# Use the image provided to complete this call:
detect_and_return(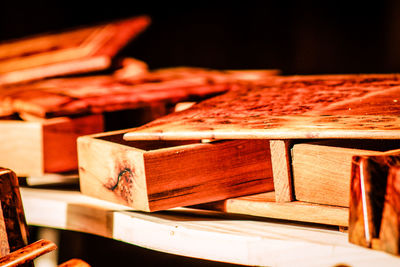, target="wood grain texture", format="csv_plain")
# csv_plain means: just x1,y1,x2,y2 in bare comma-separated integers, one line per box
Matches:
0,67,277,118
78,130,274,211
193,192,348,226
292,140,400,207
270,140,294,202
124,74,400,141
0,239,56,267
0,16,150,85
